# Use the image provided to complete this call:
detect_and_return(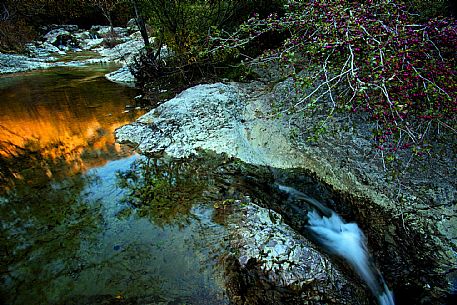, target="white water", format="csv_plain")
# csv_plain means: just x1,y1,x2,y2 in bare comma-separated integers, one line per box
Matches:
276,184,394,305
308,210,395,305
